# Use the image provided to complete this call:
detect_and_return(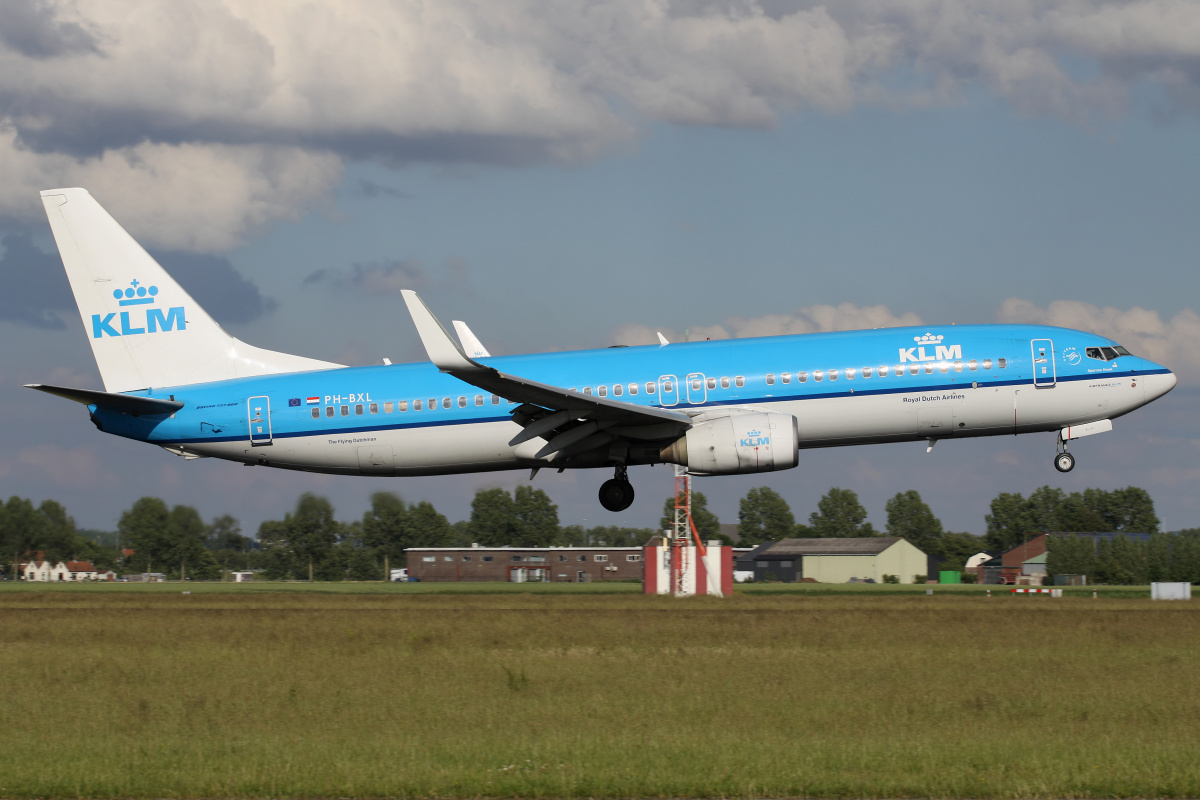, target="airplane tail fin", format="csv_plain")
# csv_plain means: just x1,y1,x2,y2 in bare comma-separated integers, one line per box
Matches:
40,189,342,393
